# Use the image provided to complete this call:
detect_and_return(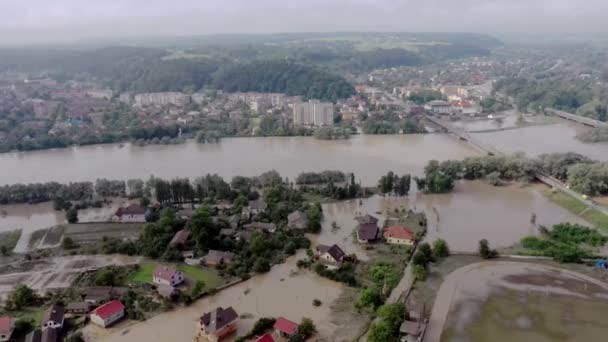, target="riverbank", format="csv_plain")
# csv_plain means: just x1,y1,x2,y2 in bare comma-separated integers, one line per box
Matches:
543,188,608,231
